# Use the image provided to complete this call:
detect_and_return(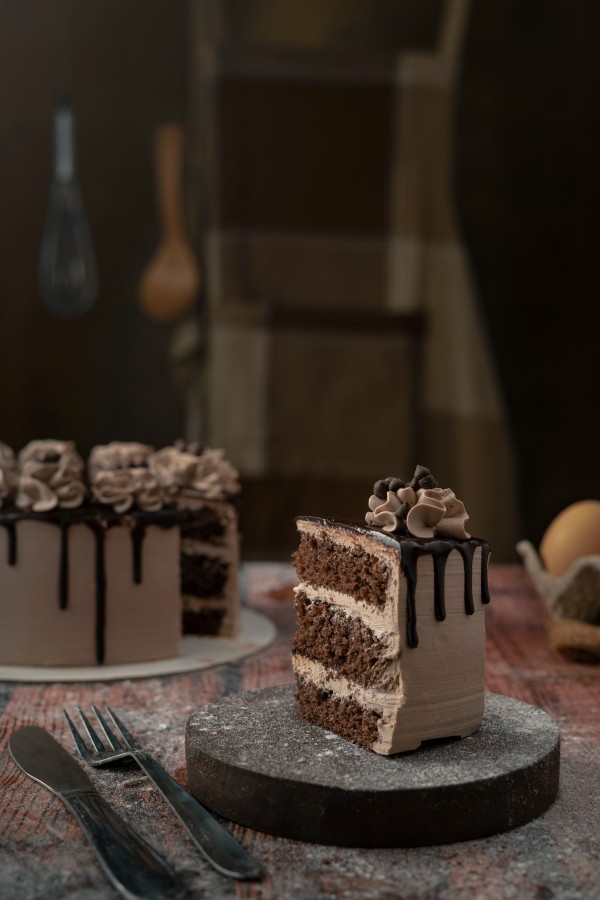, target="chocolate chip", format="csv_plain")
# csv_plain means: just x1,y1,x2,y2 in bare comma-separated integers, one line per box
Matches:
388,477,405,492
397,502,411,519
412,465,432,482
393,510,407,532
373,479,389,499
419,474,438,489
